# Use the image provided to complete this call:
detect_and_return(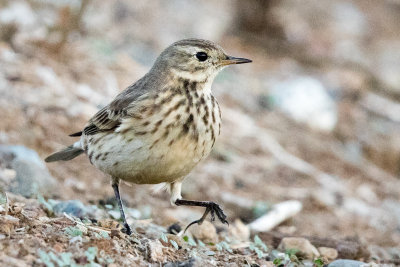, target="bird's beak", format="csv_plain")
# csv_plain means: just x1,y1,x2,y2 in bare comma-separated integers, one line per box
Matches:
221,55,252,66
